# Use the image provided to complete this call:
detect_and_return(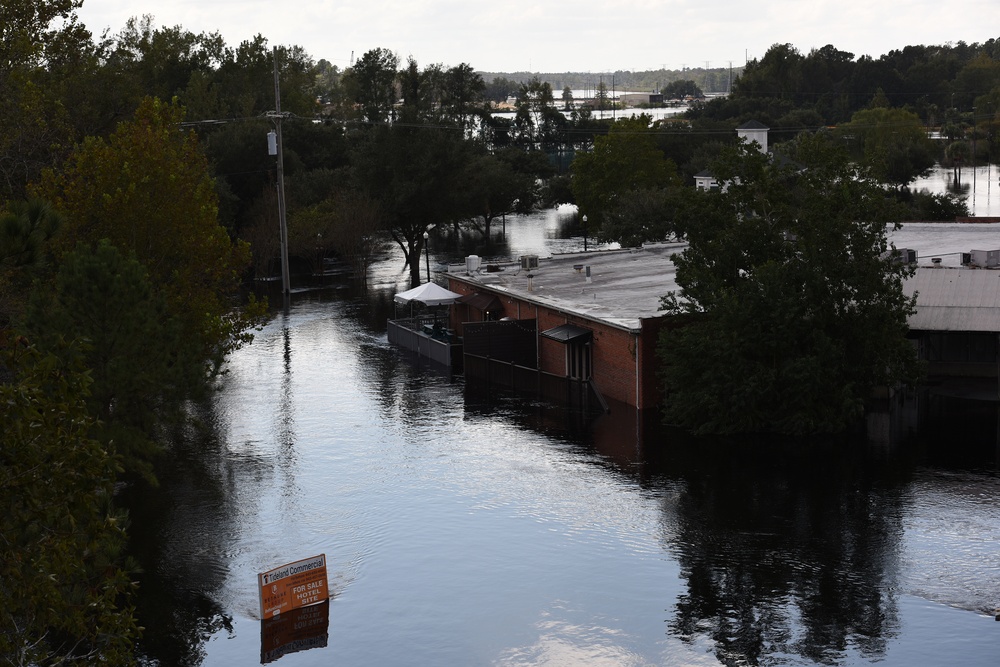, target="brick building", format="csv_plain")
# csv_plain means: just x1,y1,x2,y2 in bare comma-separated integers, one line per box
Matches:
446,245,683,410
